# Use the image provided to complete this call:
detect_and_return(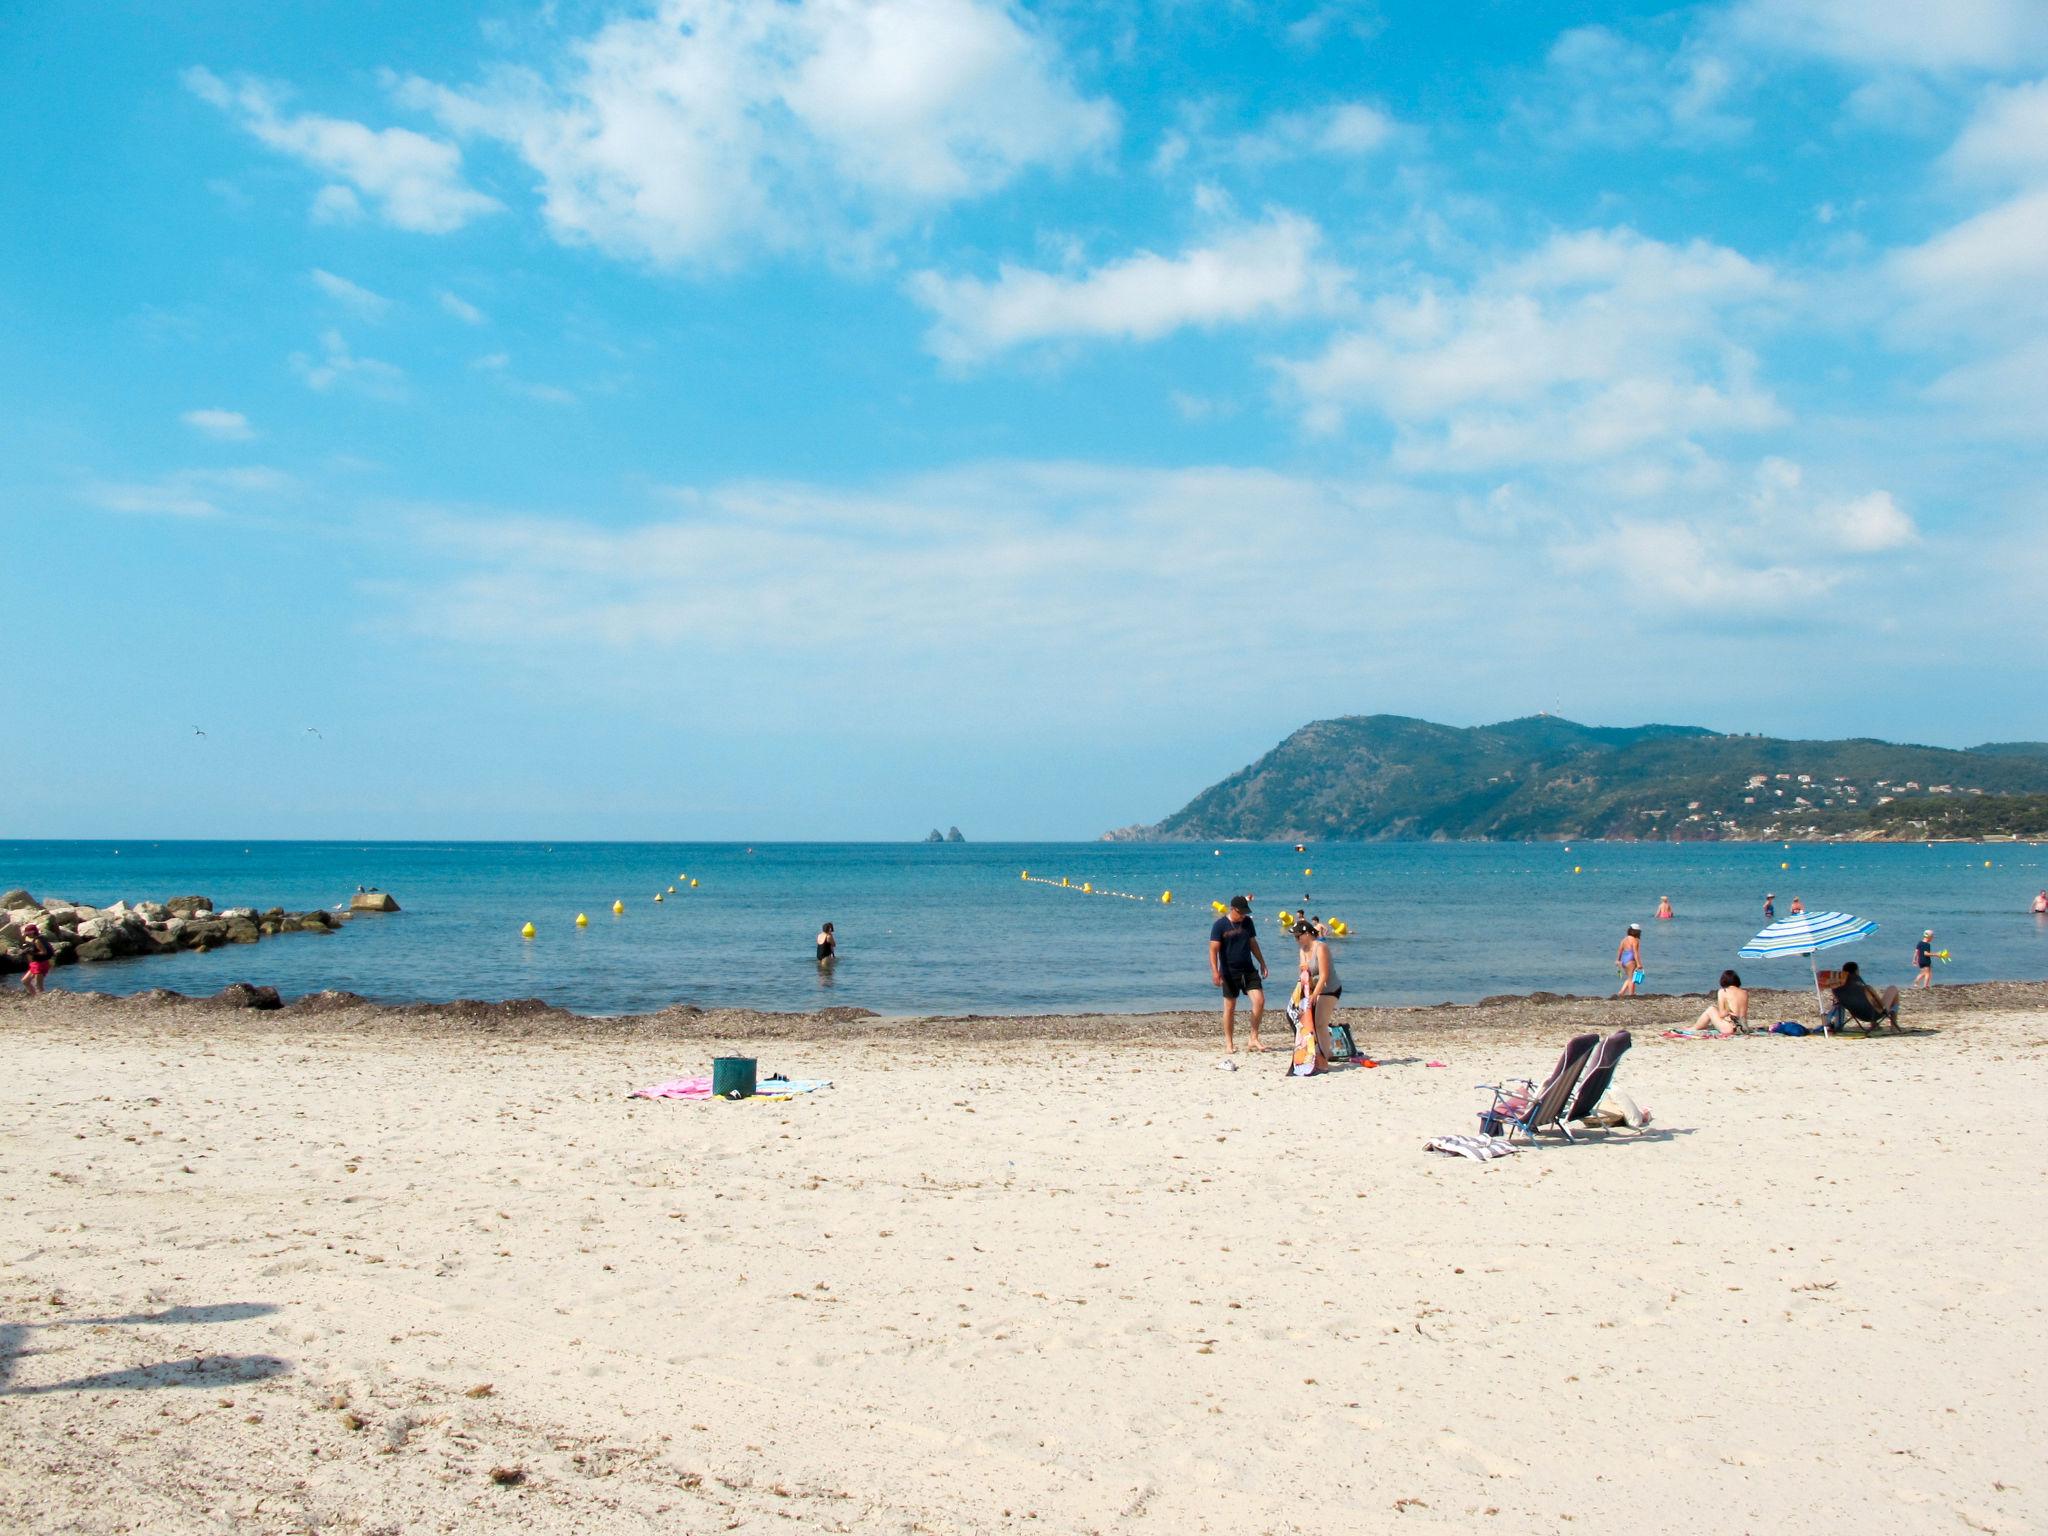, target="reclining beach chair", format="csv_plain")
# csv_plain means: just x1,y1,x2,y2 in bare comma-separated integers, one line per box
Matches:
1827,983,1900,1032
1476,1032,1598,1144
1565,1029,1632,1124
